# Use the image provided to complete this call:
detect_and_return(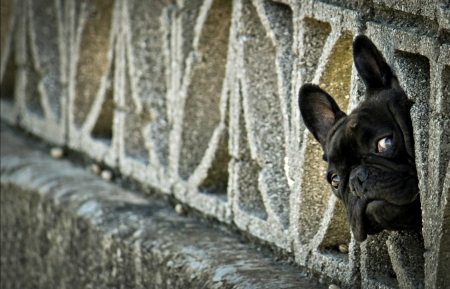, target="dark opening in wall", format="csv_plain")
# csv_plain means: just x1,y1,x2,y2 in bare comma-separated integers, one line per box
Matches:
179,0,232,180
198,89,231,201
298,32,353,245
0,0,14,56
0,51,16,103
74,0,113,128
318,32,353,106
91,77,114,142
318,200,351,258
300,18,332,83
198,129,230,201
